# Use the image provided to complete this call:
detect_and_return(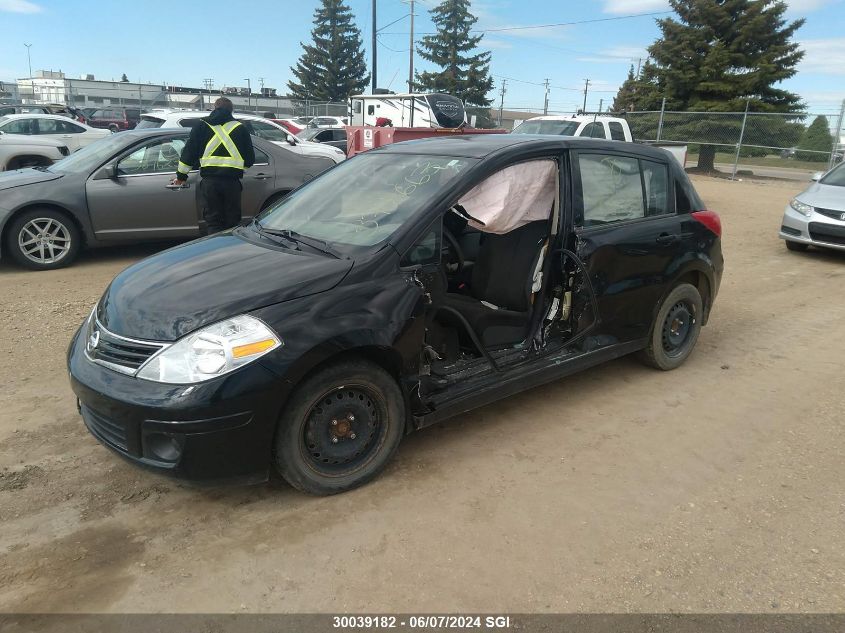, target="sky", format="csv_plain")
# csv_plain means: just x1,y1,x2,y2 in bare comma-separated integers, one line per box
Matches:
0,0,843,116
